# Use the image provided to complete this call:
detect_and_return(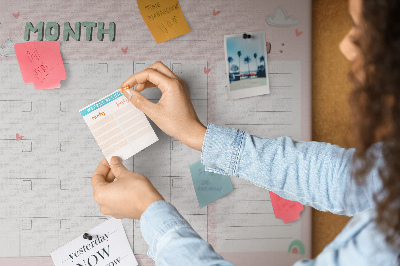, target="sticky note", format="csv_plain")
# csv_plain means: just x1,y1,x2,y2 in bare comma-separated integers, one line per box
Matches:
14,41,66,90
51,218,138,266
137,0,191,44
189,160,233,208
79,90,158,162
269,191,304,223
